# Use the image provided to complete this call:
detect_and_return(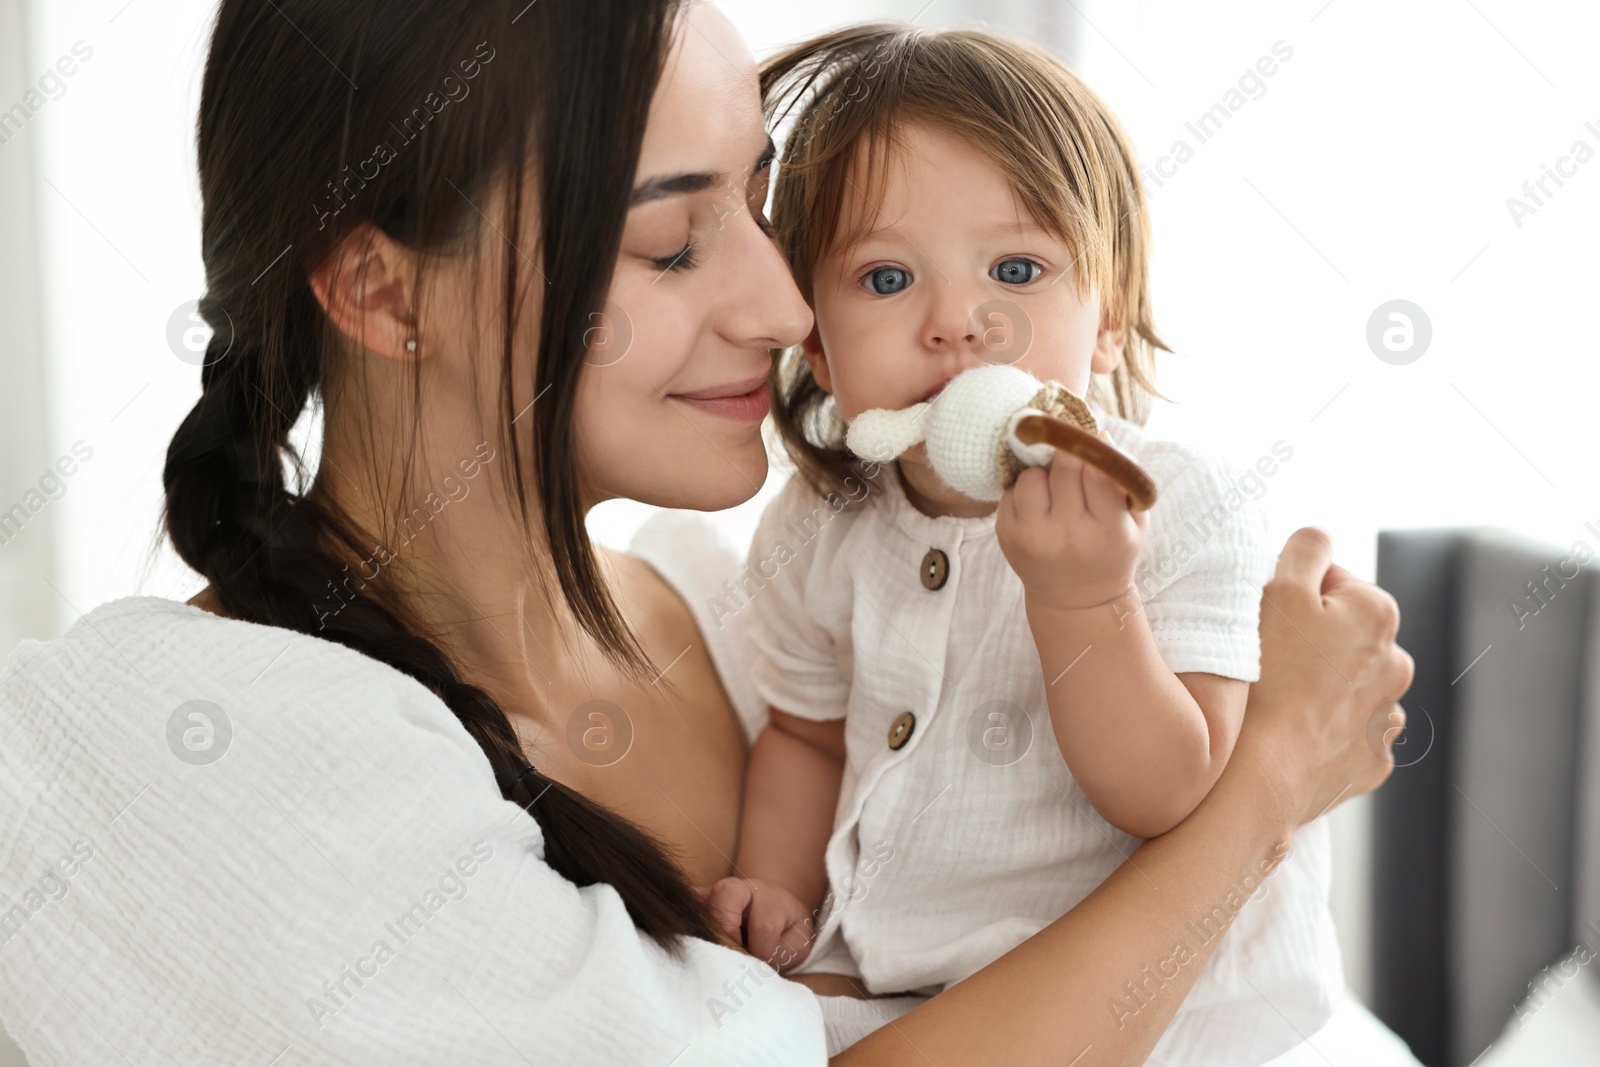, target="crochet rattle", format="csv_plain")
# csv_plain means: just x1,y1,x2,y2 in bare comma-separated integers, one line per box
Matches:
844,364,1159,510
